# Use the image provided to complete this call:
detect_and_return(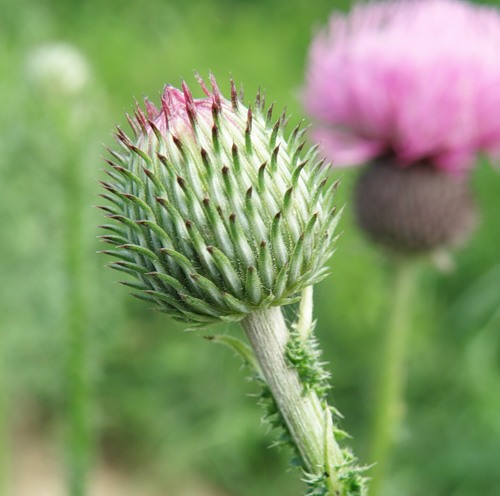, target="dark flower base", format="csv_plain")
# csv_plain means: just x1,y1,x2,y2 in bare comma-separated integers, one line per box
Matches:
354,159,477,254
